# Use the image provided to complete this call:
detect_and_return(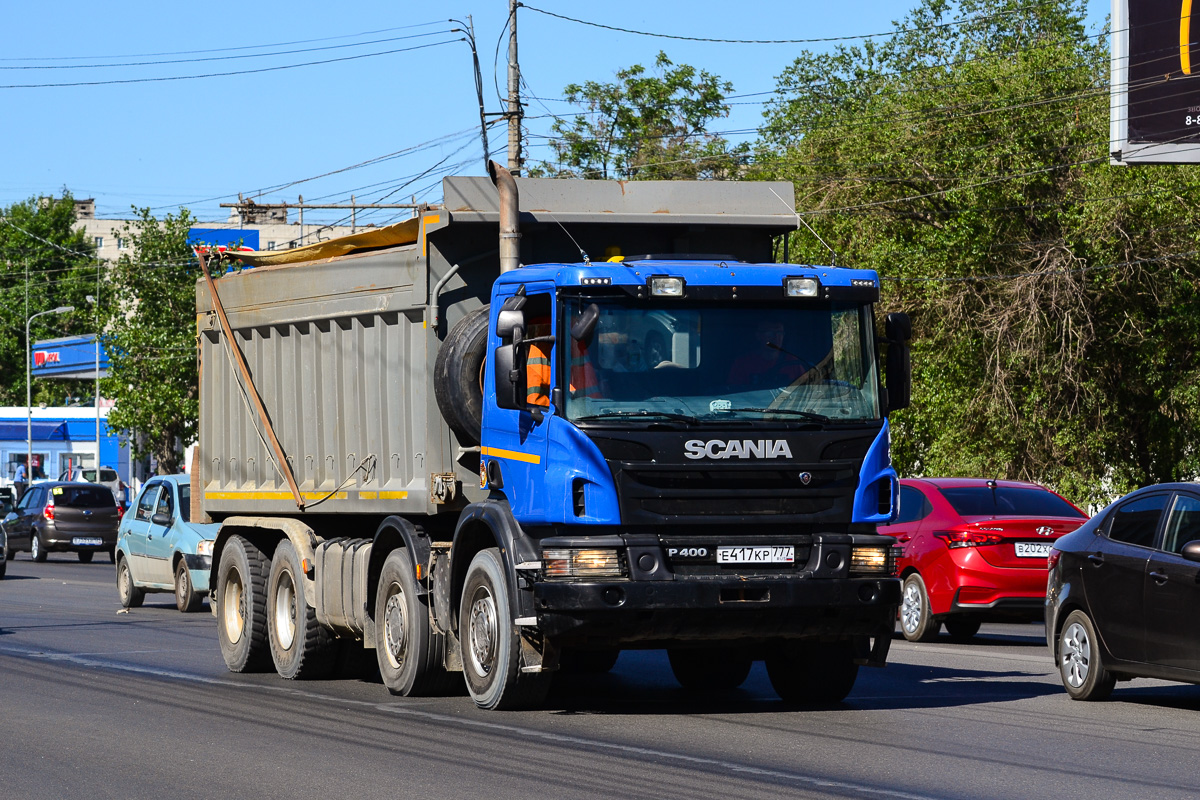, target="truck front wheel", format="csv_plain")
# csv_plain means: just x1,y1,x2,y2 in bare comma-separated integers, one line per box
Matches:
267,540,336,680
460,548,550,710
375,548,455,696
766,641,859,706
216,535,272,673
